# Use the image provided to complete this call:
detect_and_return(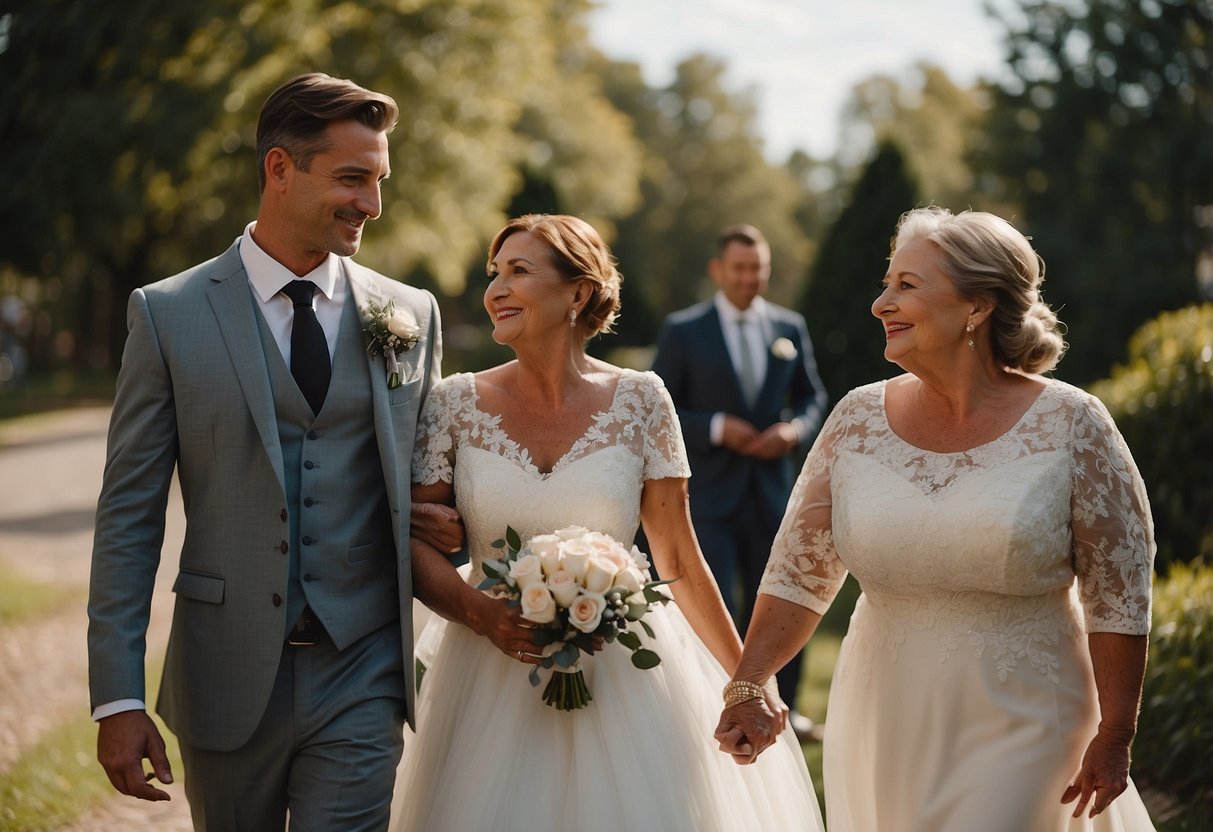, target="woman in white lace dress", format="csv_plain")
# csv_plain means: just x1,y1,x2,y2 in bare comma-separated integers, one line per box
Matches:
716,207,1157,831
391,214,823,831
